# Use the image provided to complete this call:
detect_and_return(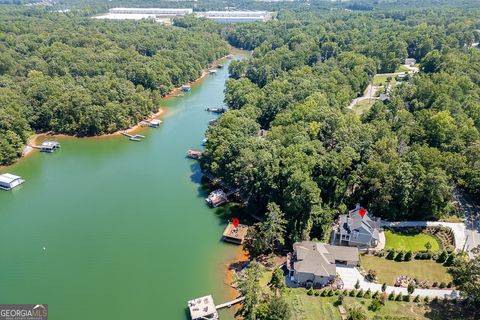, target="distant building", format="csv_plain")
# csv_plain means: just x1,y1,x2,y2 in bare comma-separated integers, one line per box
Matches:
40,141,60,153
378,93,390,104
287,241,359,287
198,11,270,23
333,204,381,248
0,173,25,191
187,295,218,320
108,8,193,16
404,58,416,67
